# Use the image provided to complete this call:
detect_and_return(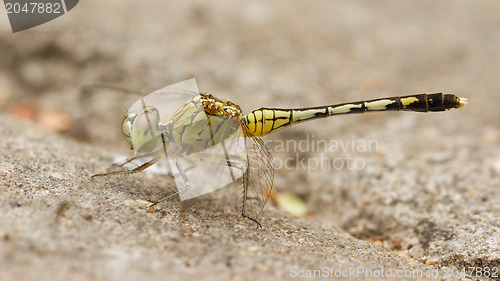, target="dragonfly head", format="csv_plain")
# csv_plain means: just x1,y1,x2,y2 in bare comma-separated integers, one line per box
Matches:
121,115,134,150
121,108,162,153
